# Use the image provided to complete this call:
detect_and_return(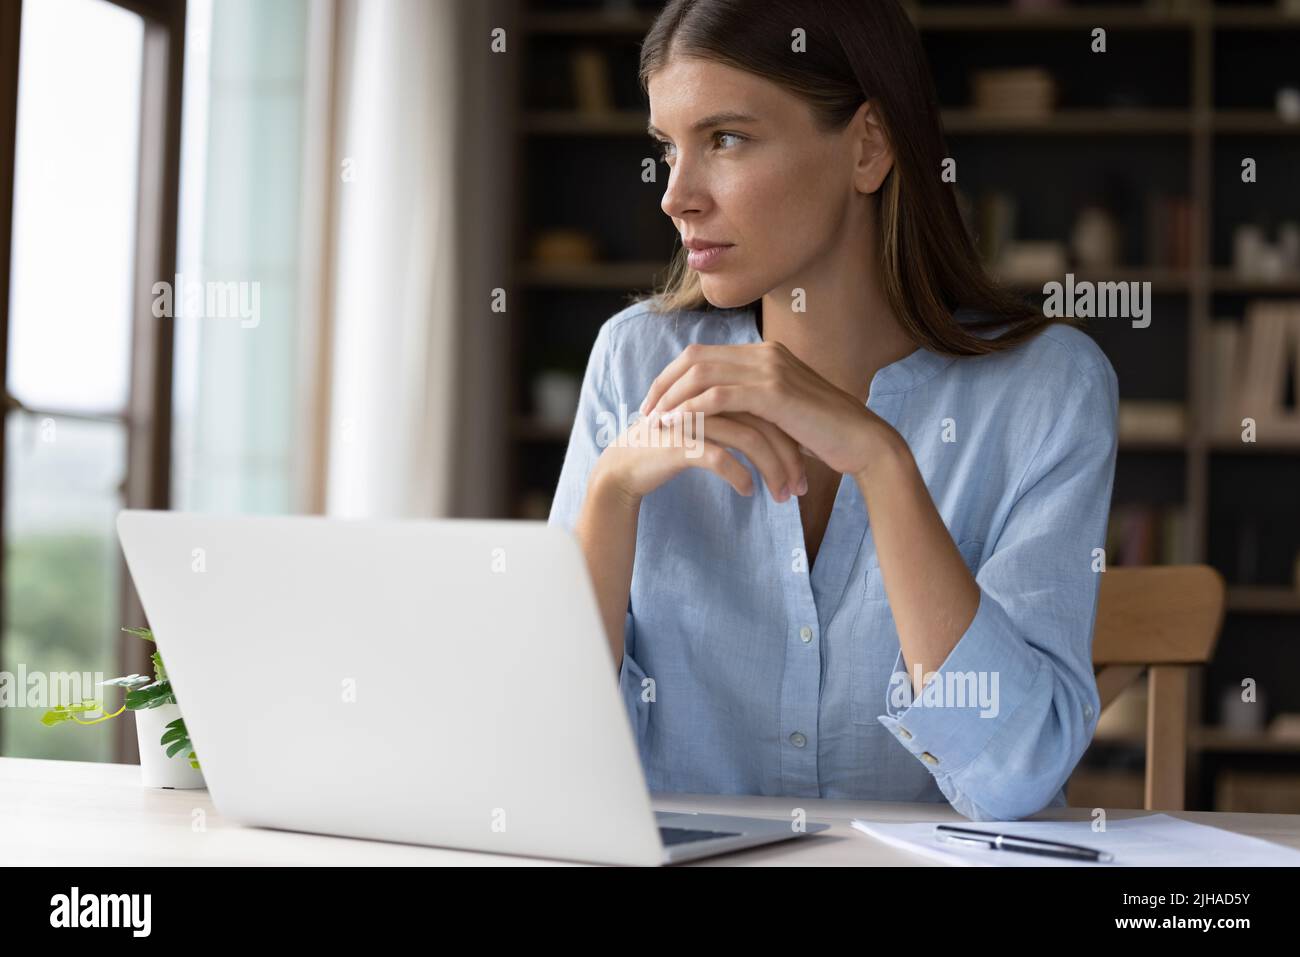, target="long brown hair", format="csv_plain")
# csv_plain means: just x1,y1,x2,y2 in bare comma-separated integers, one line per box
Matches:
636,0,1077,355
